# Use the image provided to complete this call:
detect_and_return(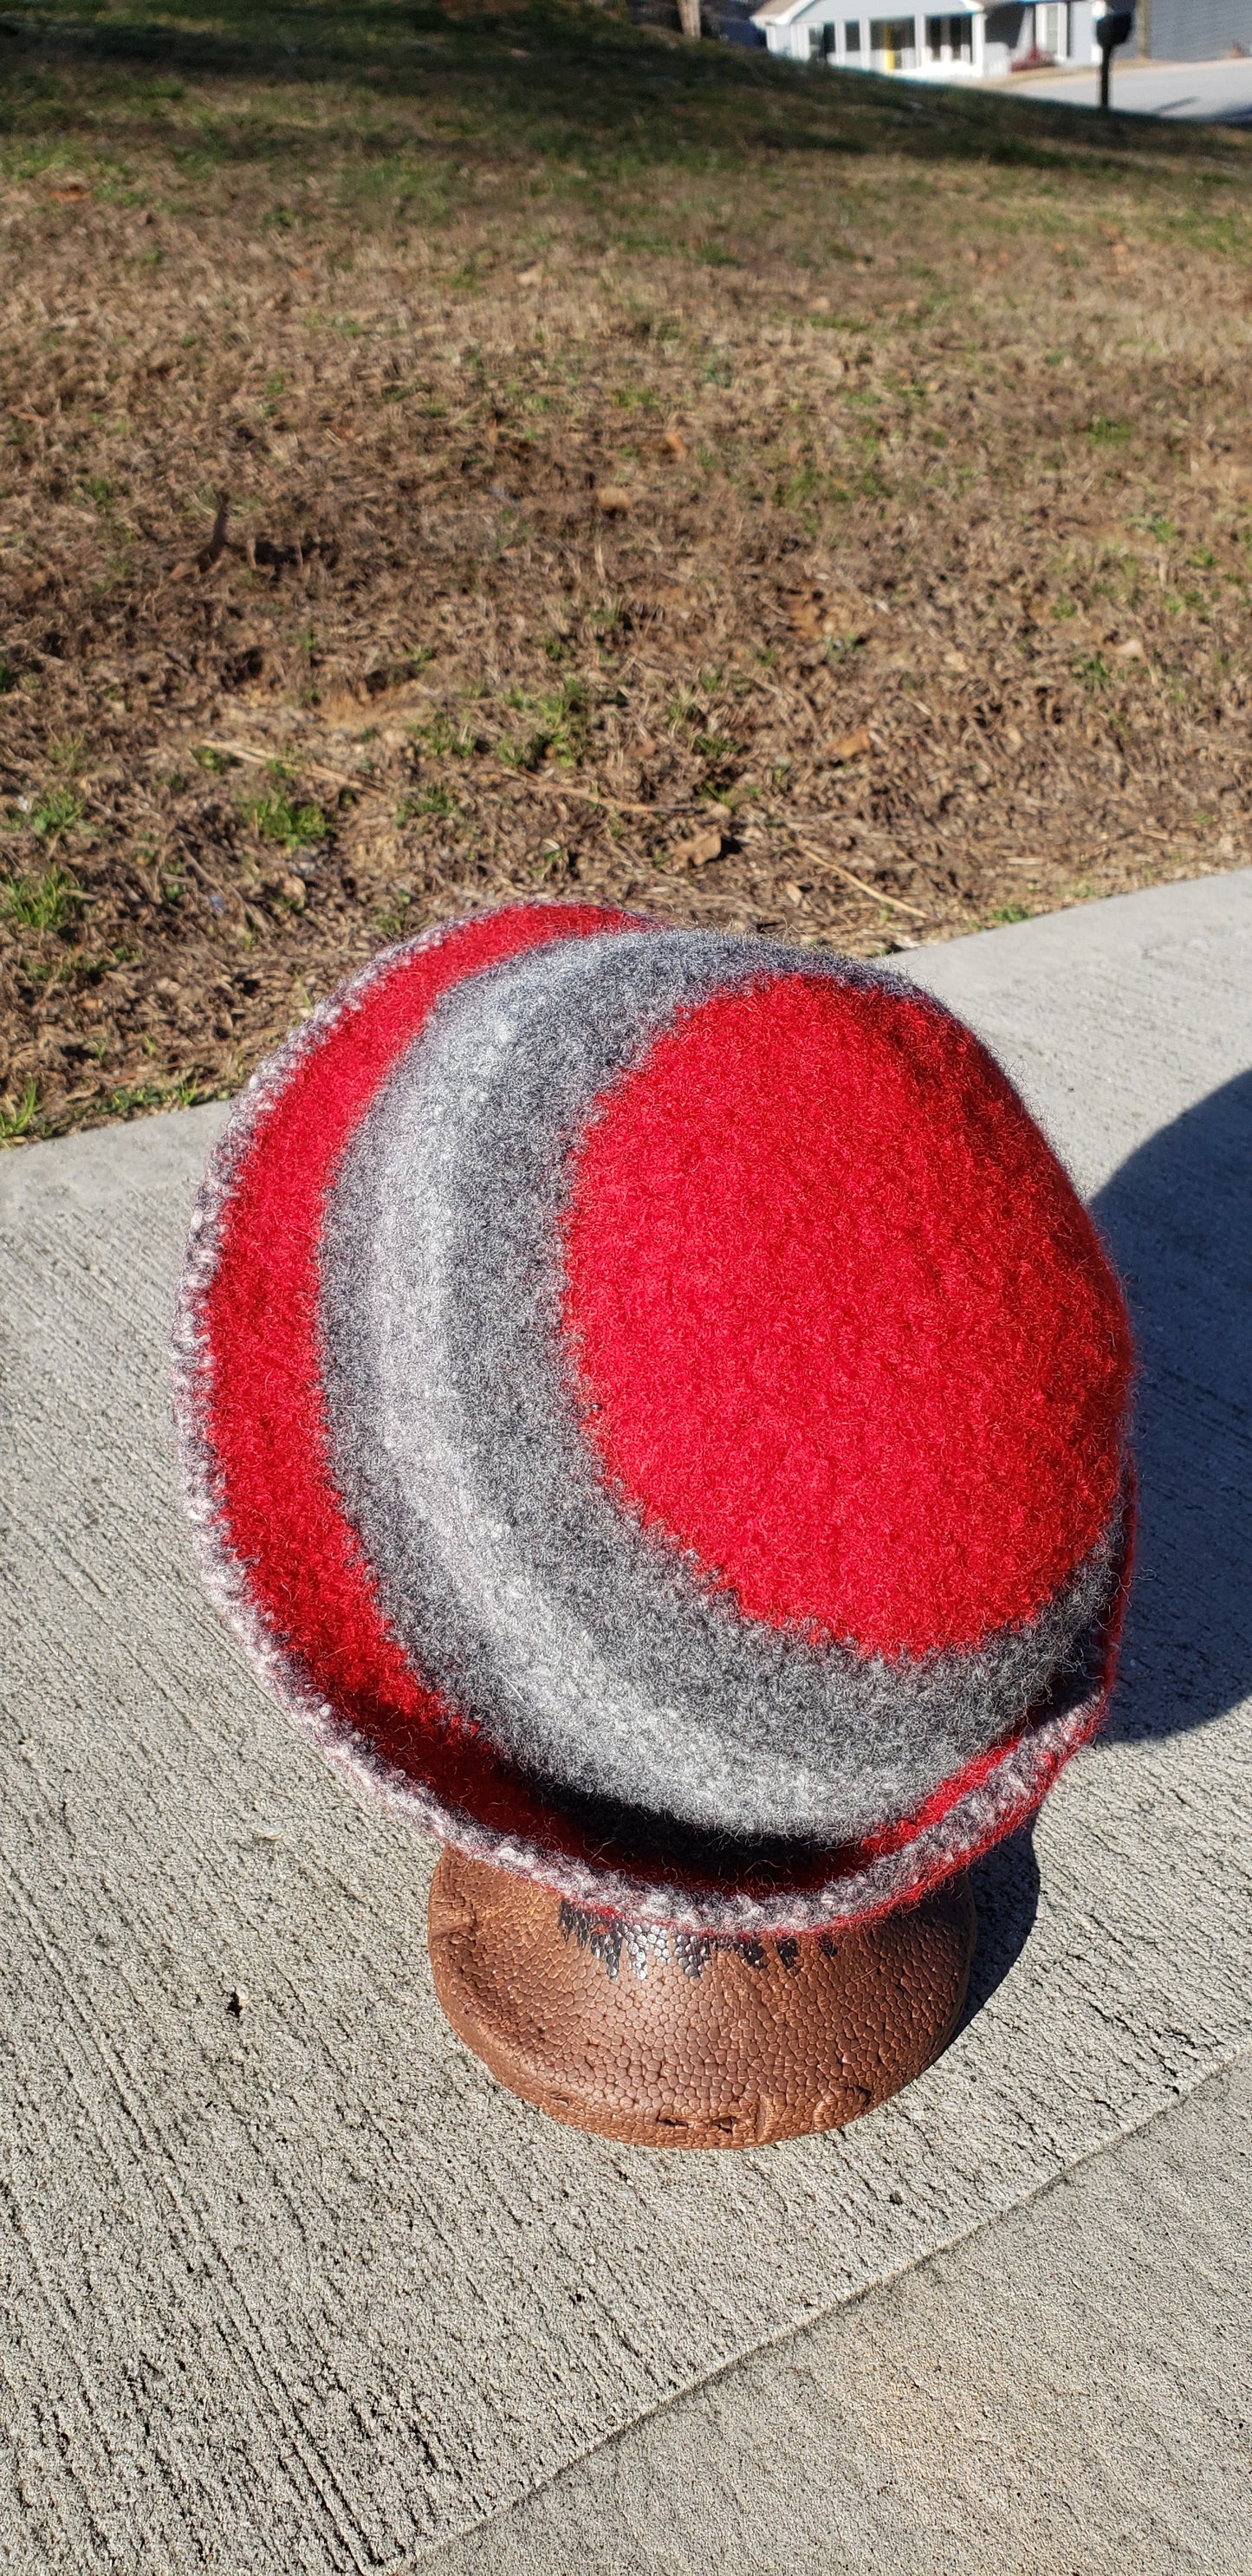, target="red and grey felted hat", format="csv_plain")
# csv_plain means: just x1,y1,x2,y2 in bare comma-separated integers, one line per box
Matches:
174,901,1134,1936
